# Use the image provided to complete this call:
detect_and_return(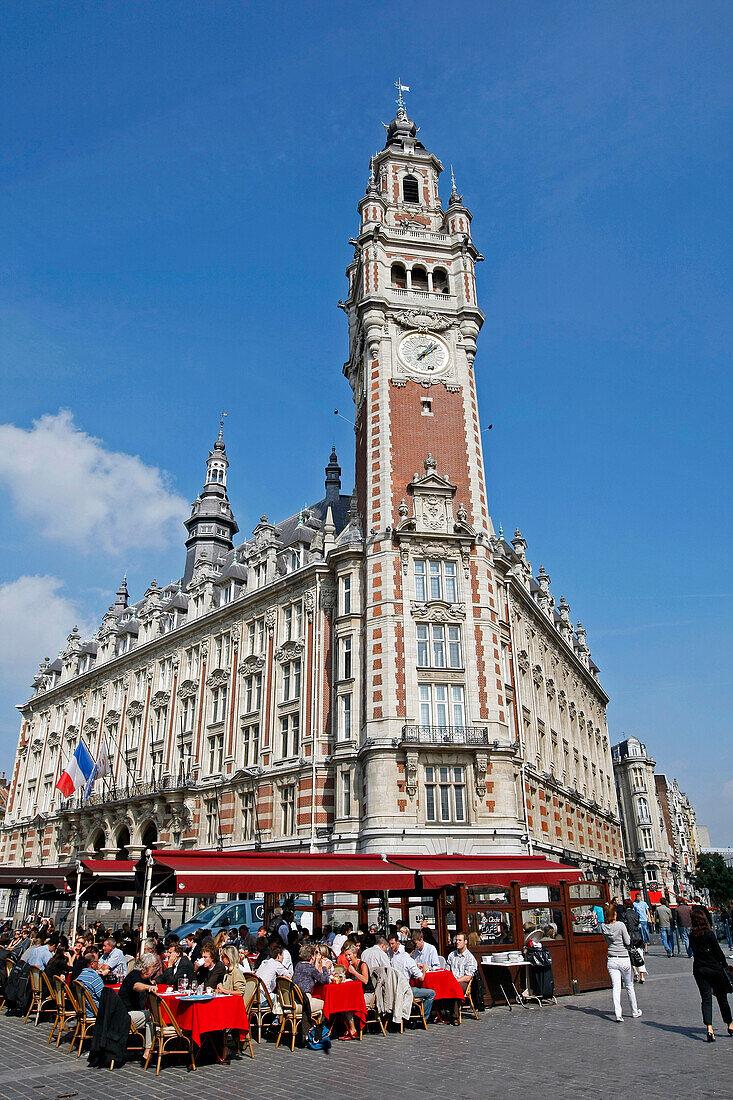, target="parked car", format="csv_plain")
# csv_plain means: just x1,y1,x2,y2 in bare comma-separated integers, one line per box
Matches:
170,896,311,941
